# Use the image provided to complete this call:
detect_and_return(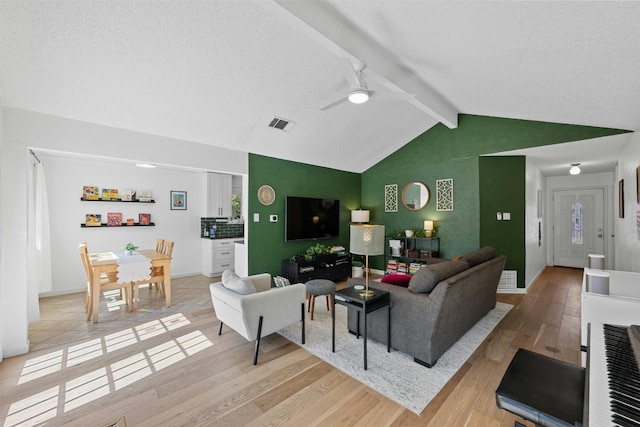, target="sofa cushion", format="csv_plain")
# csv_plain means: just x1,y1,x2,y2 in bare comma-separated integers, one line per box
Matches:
408,260,469,294
222,270,256,295
459,246,496,268
381,273,412,287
